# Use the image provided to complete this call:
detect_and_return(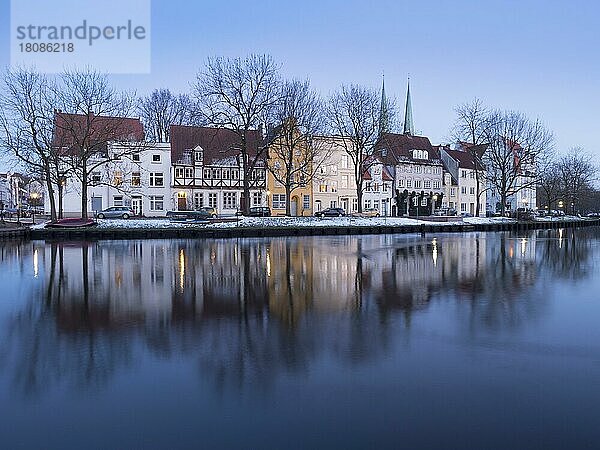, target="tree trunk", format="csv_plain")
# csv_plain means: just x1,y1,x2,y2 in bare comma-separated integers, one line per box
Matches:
57,183,64,219
44,167,57,222
81,159,88,219
285,184,292,216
